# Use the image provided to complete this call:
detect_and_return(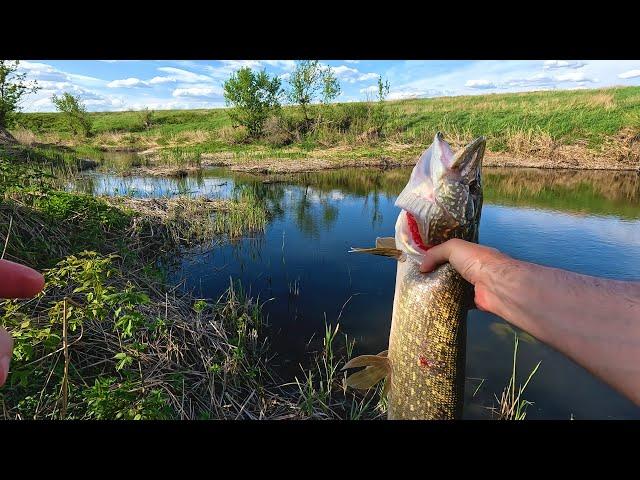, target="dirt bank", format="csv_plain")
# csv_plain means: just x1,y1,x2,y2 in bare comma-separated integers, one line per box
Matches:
197,152,639,174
